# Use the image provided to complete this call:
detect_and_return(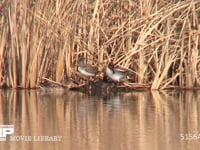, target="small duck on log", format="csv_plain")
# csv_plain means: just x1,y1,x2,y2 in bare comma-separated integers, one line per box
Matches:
77,57,99,77
105,61,128,83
